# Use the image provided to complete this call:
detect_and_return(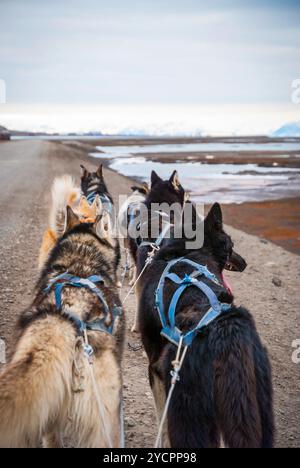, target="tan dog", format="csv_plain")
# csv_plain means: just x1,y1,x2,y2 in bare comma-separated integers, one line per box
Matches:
38,175,102,270
0,203,125,448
